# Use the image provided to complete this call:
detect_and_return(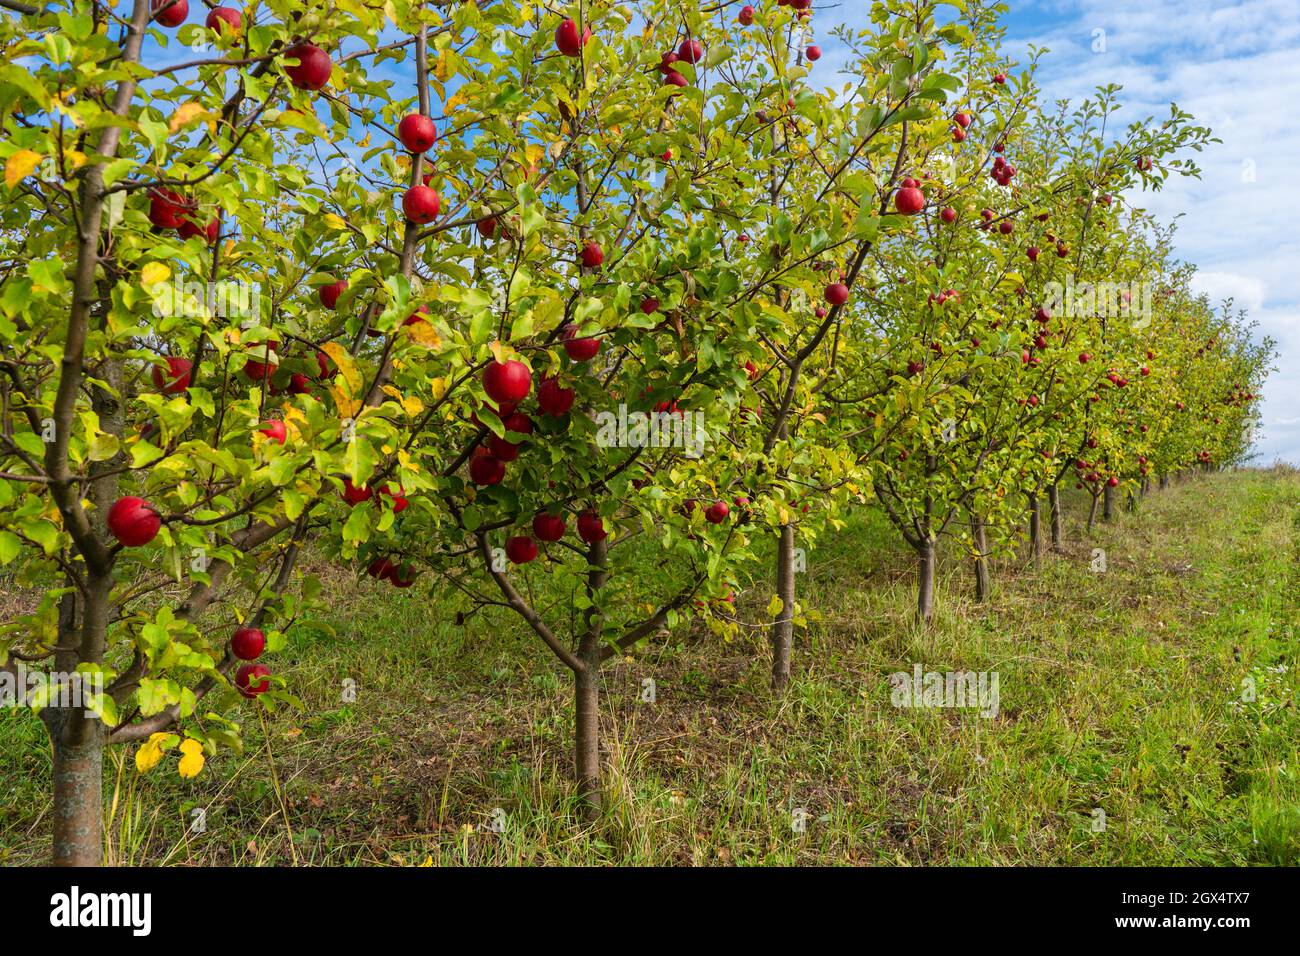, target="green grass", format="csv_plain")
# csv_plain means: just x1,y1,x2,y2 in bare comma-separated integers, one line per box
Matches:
2,468,1298,865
